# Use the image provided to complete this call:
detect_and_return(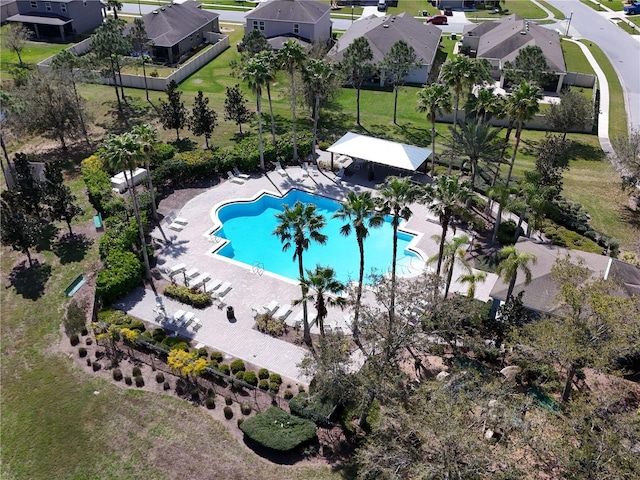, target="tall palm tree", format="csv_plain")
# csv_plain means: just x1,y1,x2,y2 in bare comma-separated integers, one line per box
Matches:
428,234,471,299
295,265,347,336
99,132,151,280
495,246,537,300
241,57,270,171
273,202,327,346
458,270,487,298
376,177,419,327
488,184,517,245
333,191,384,342
416,83,452,176
131,123,158,223
422,174,474,276
278,40,306,162
465,86,503,123
504,81,542,186
254,50,278,146
302,58,336,162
